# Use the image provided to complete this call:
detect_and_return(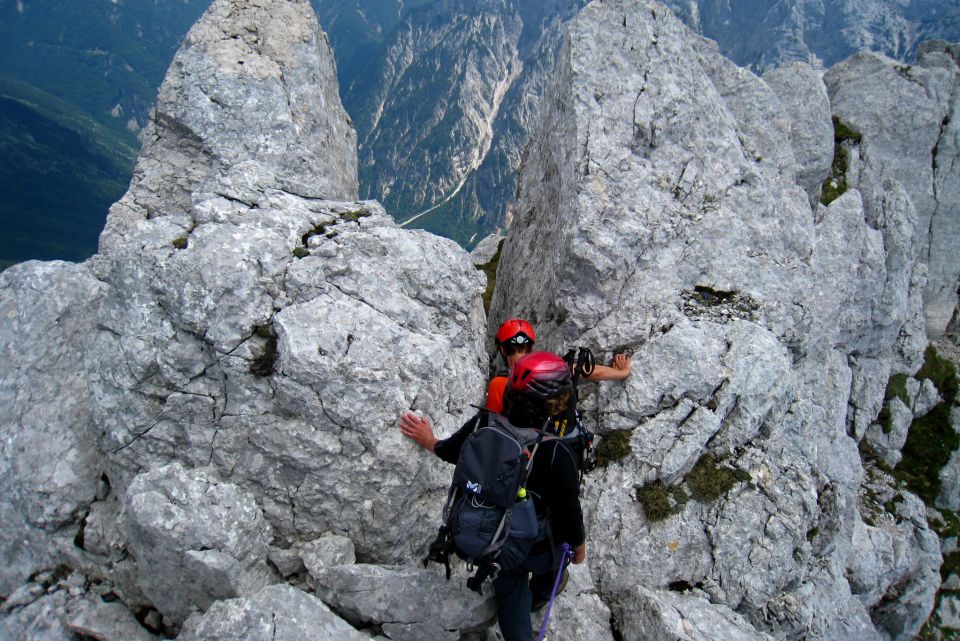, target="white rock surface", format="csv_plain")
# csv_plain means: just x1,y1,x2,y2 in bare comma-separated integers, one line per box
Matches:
121,463,275,626
311,564,496,641
0,261,106,594
176,584,373,641
490,1,946,639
